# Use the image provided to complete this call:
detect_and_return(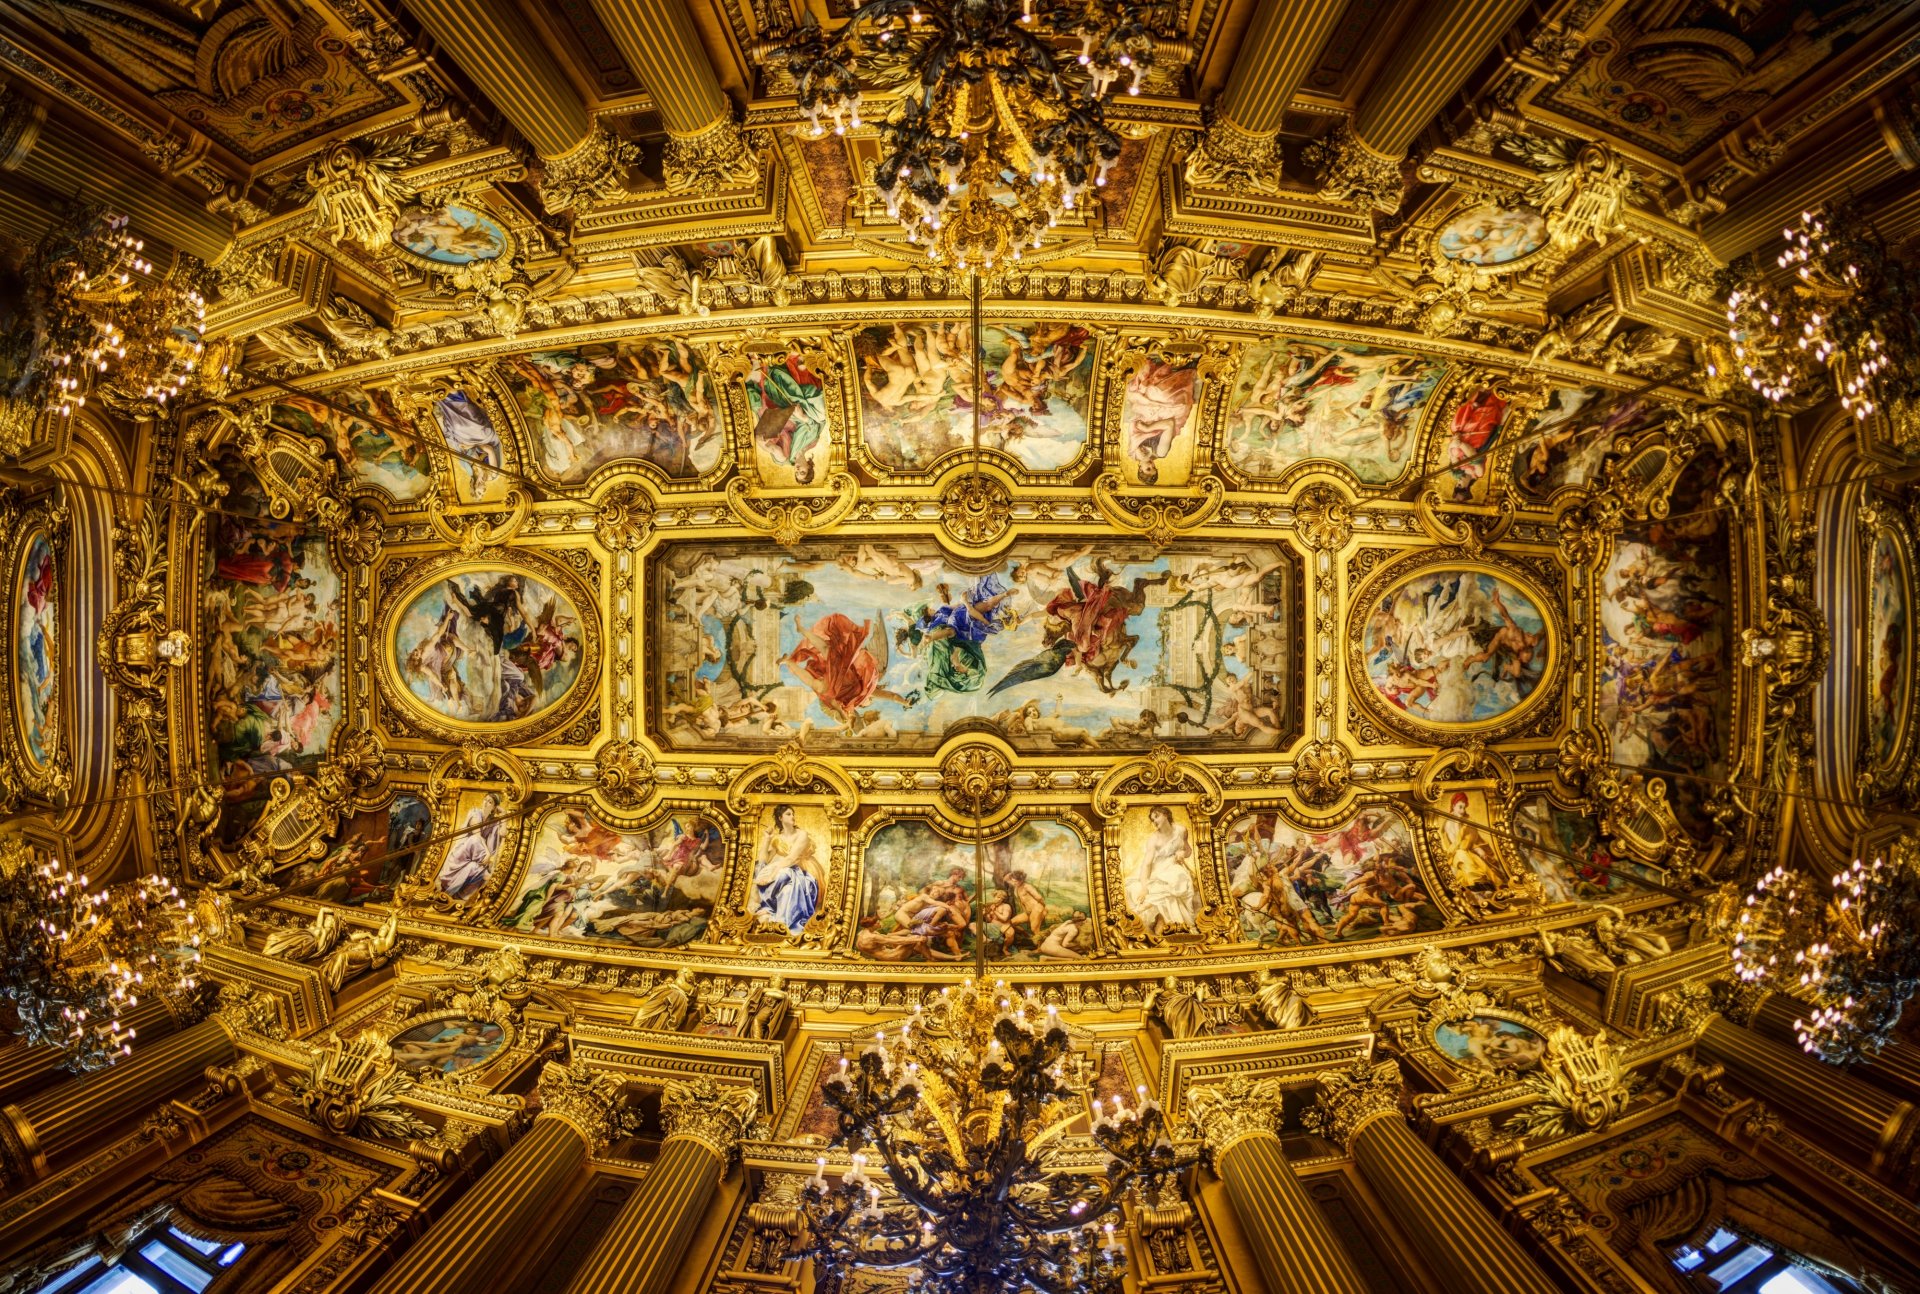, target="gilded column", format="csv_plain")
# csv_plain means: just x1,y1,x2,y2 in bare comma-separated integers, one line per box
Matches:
1305,1061,1558,1294
402,0,636,211
1184,0,1347,194
0,997,187,1105
0,1016,236,1186
0,83,232,264
1738,991,1920,1103
588,0,759,195
565,1077,758,1294
369,1063,627,1294
1310,0,1531,211
1699,1015,1920,1176
1186,1077,1368,1294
